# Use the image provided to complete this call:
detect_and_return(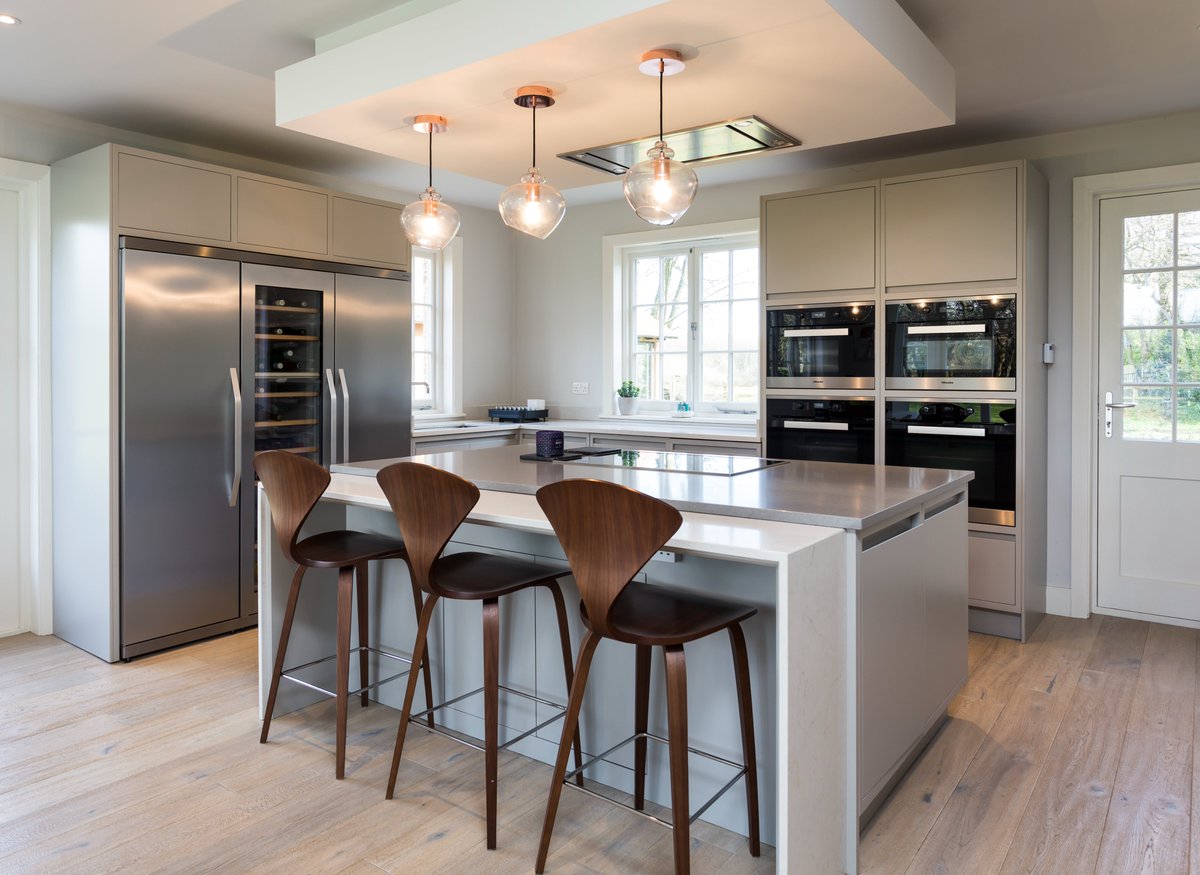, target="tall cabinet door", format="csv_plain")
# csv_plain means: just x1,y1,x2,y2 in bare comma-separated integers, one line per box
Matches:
121,249,242,651
333,273,411,462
